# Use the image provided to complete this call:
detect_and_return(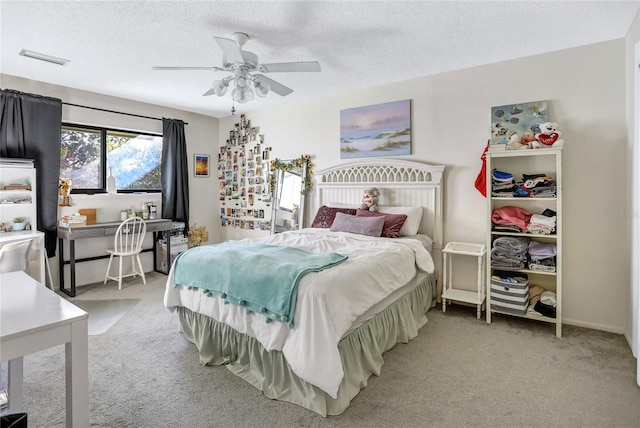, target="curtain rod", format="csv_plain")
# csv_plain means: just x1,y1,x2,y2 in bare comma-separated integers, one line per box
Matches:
62,102,189,125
